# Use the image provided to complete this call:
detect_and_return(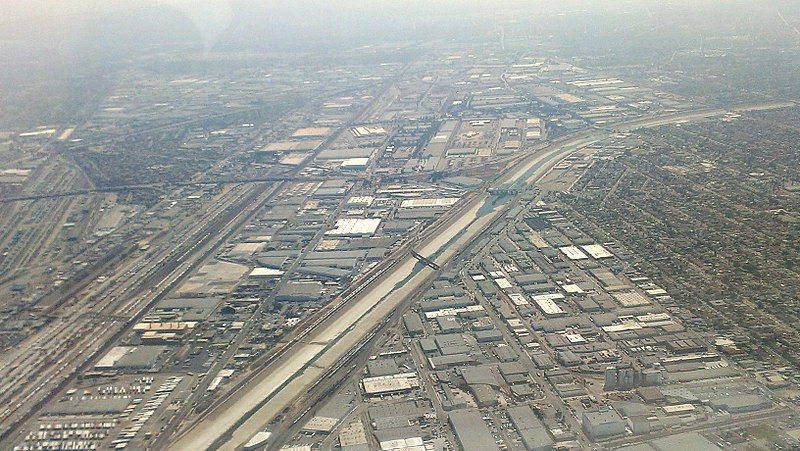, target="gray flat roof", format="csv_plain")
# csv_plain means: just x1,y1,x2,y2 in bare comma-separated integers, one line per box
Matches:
650,432,720,451
449,409,500,451
507,405,554,451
